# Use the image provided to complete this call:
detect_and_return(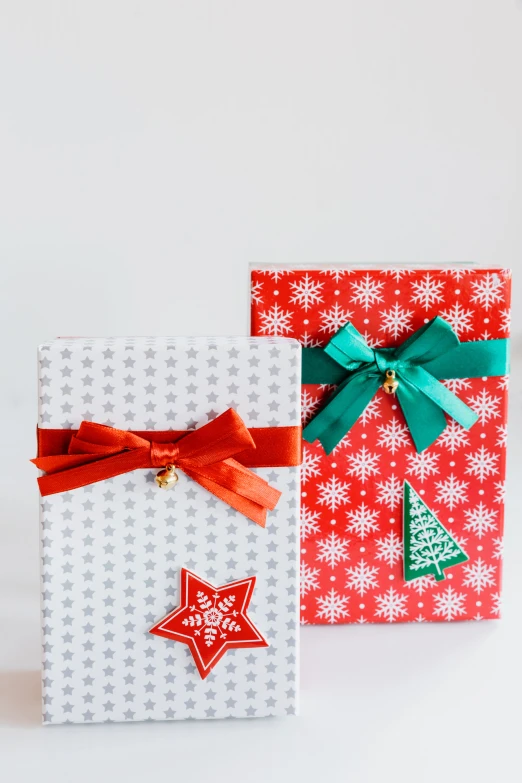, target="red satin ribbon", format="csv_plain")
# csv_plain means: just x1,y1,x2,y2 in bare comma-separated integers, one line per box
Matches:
32,409,301,527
